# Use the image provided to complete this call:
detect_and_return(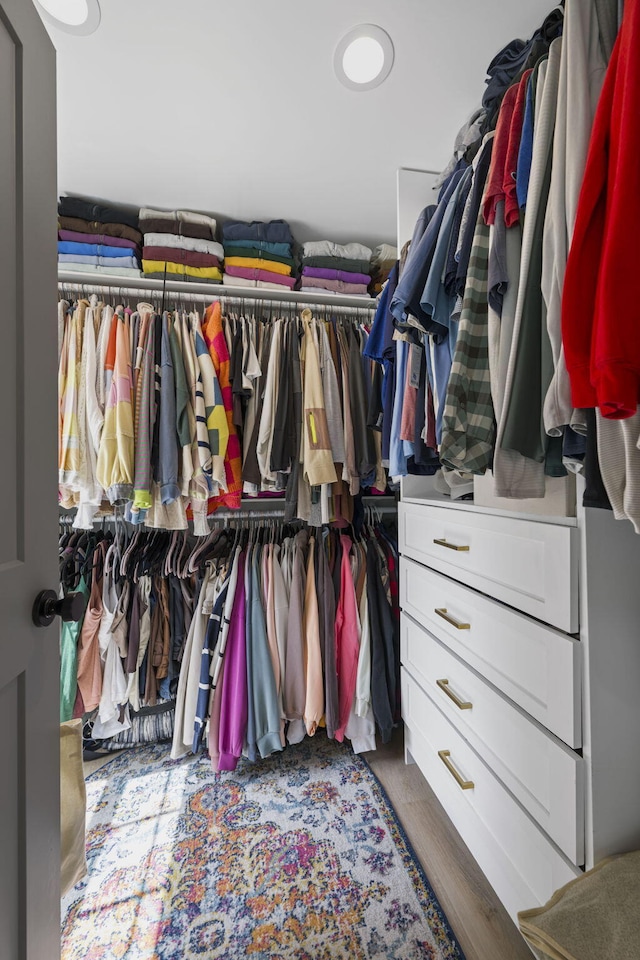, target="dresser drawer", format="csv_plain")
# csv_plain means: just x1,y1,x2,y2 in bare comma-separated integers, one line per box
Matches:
402,669,581,922
399,502,578,632
400,557,582,748
401,614,584,864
